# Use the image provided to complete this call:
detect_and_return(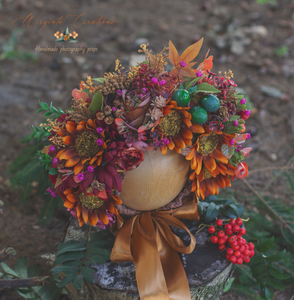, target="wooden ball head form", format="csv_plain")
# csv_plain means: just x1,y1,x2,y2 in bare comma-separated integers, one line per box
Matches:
120,149,190,211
